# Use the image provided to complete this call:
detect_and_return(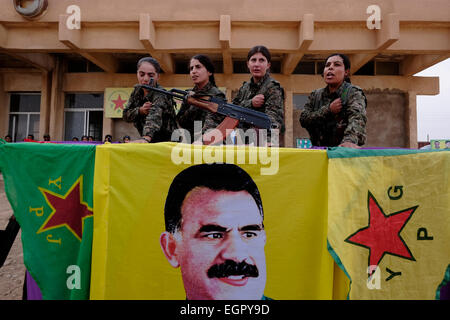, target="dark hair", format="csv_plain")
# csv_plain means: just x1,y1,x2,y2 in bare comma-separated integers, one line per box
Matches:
164,163,264,233
247,45,271,63
190,54,217,87
323,53,351,83
27,134,34,140
137,57,161,74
